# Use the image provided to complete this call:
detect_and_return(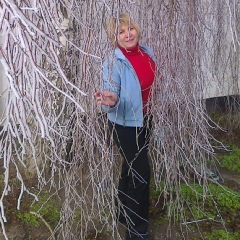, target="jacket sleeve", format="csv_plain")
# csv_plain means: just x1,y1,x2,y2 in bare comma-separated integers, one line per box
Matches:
101,58,121,113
